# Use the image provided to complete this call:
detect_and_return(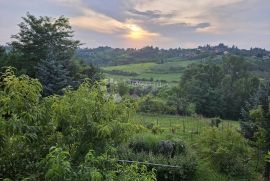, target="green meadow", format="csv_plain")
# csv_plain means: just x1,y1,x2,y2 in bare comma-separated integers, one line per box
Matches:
102,59,201,83
132,113,239,143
